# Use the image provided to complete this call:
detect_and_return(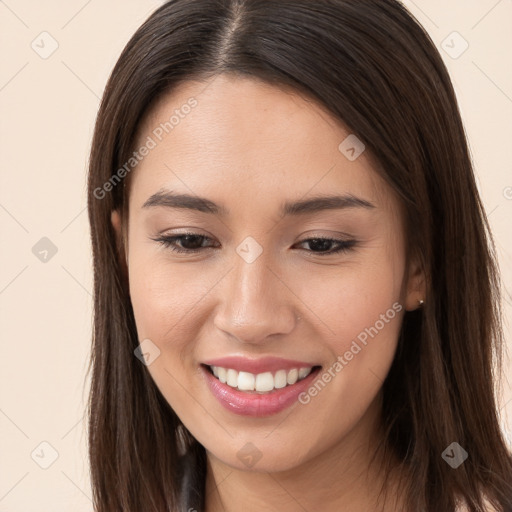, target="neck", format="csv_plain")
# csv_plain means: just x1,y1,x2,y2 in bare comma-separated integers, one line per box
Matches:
204,395,407,512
